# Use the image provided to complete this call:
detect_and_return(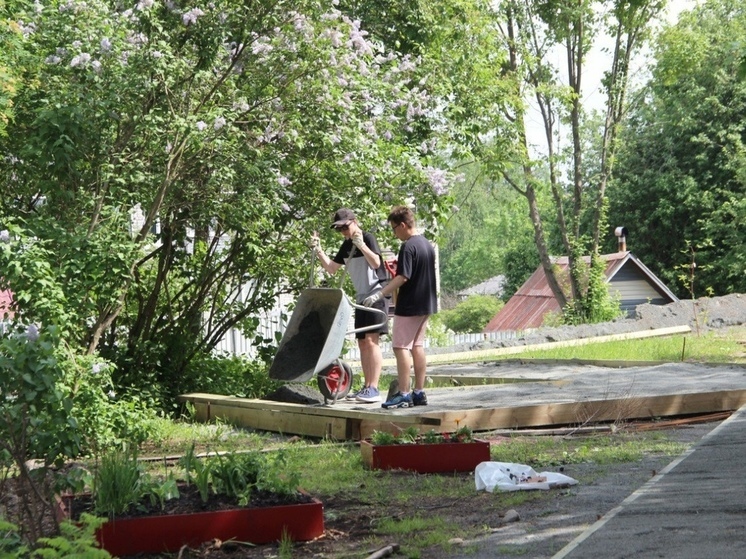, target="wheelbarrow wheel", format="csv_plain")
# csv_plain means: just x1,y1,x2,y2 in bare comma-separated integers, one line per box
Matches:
317,361,354,401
